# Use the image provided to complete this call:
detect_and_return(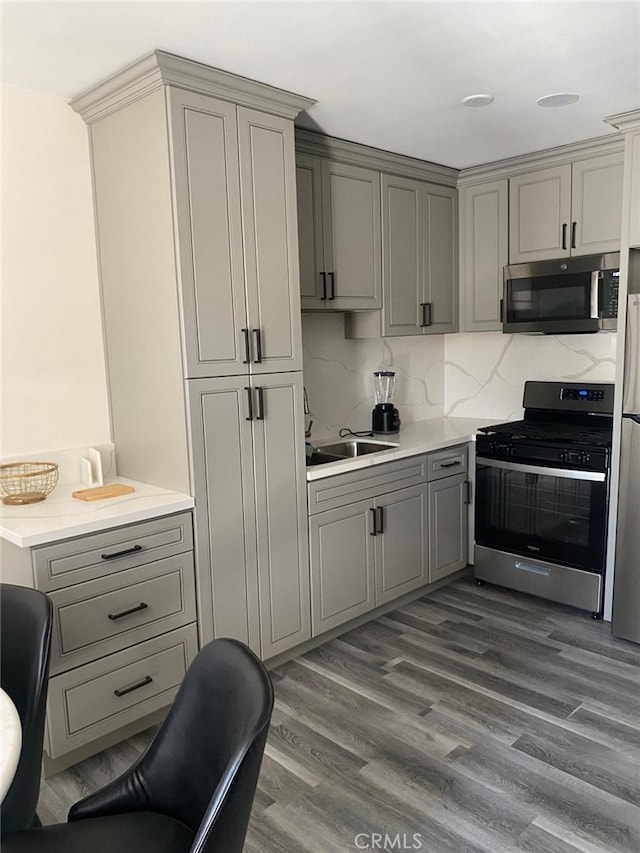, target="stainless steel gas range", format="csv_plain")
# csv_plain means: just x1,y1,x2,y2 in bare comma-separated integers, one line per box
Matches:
474,380,614,618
